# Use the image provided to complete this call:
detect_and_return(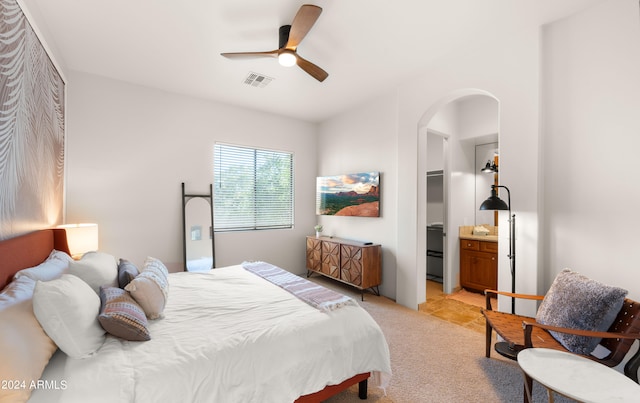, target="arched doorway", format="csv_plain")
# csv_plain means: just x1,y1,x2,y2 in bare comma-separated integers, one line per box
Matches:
415,90,499,305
